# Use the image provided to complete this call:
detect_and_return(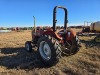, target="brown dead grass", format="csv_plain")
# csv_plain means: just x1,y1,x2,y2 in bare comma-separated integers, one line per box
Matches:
0,29,100,75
